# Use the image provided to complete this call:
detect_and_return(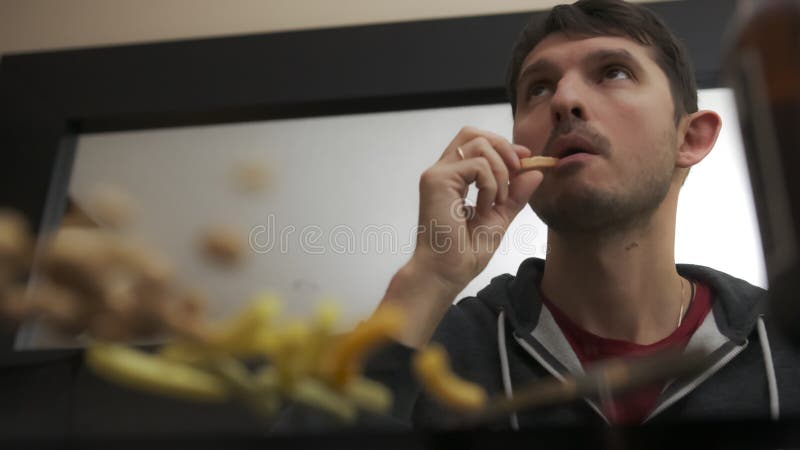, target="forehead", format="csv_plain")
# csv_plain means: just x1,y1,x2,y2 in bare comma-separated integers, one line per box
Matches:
519,33,659,75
